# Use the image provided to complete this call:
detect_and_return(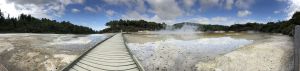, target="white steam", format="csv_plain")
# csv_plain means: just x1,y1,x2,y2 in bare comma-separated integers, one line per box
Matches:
149,23,201,34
